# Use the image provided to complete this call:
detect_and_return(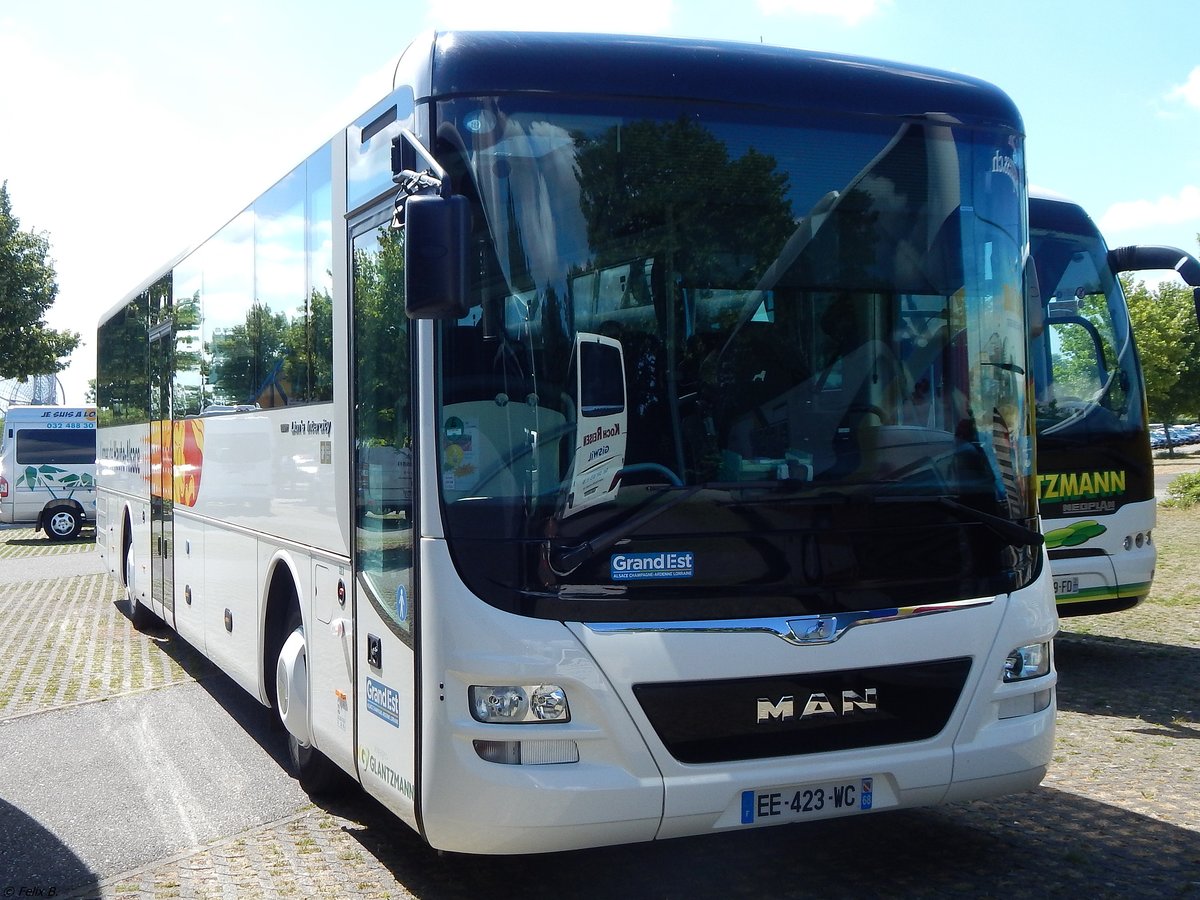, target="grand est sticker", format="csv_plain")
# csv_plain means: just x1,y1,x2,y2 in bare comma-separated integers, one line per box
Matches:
610,551,695,581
